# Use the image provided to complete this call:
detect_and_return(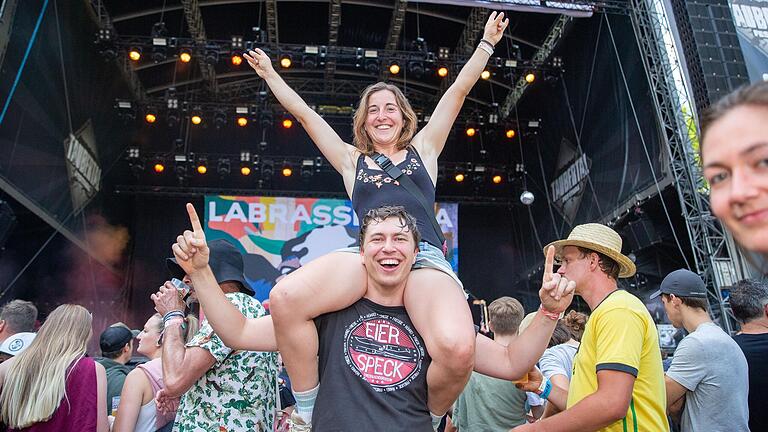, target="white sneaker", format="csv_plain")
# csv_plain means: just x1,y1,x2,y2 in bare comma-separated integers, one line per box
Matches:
286,411,312,432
